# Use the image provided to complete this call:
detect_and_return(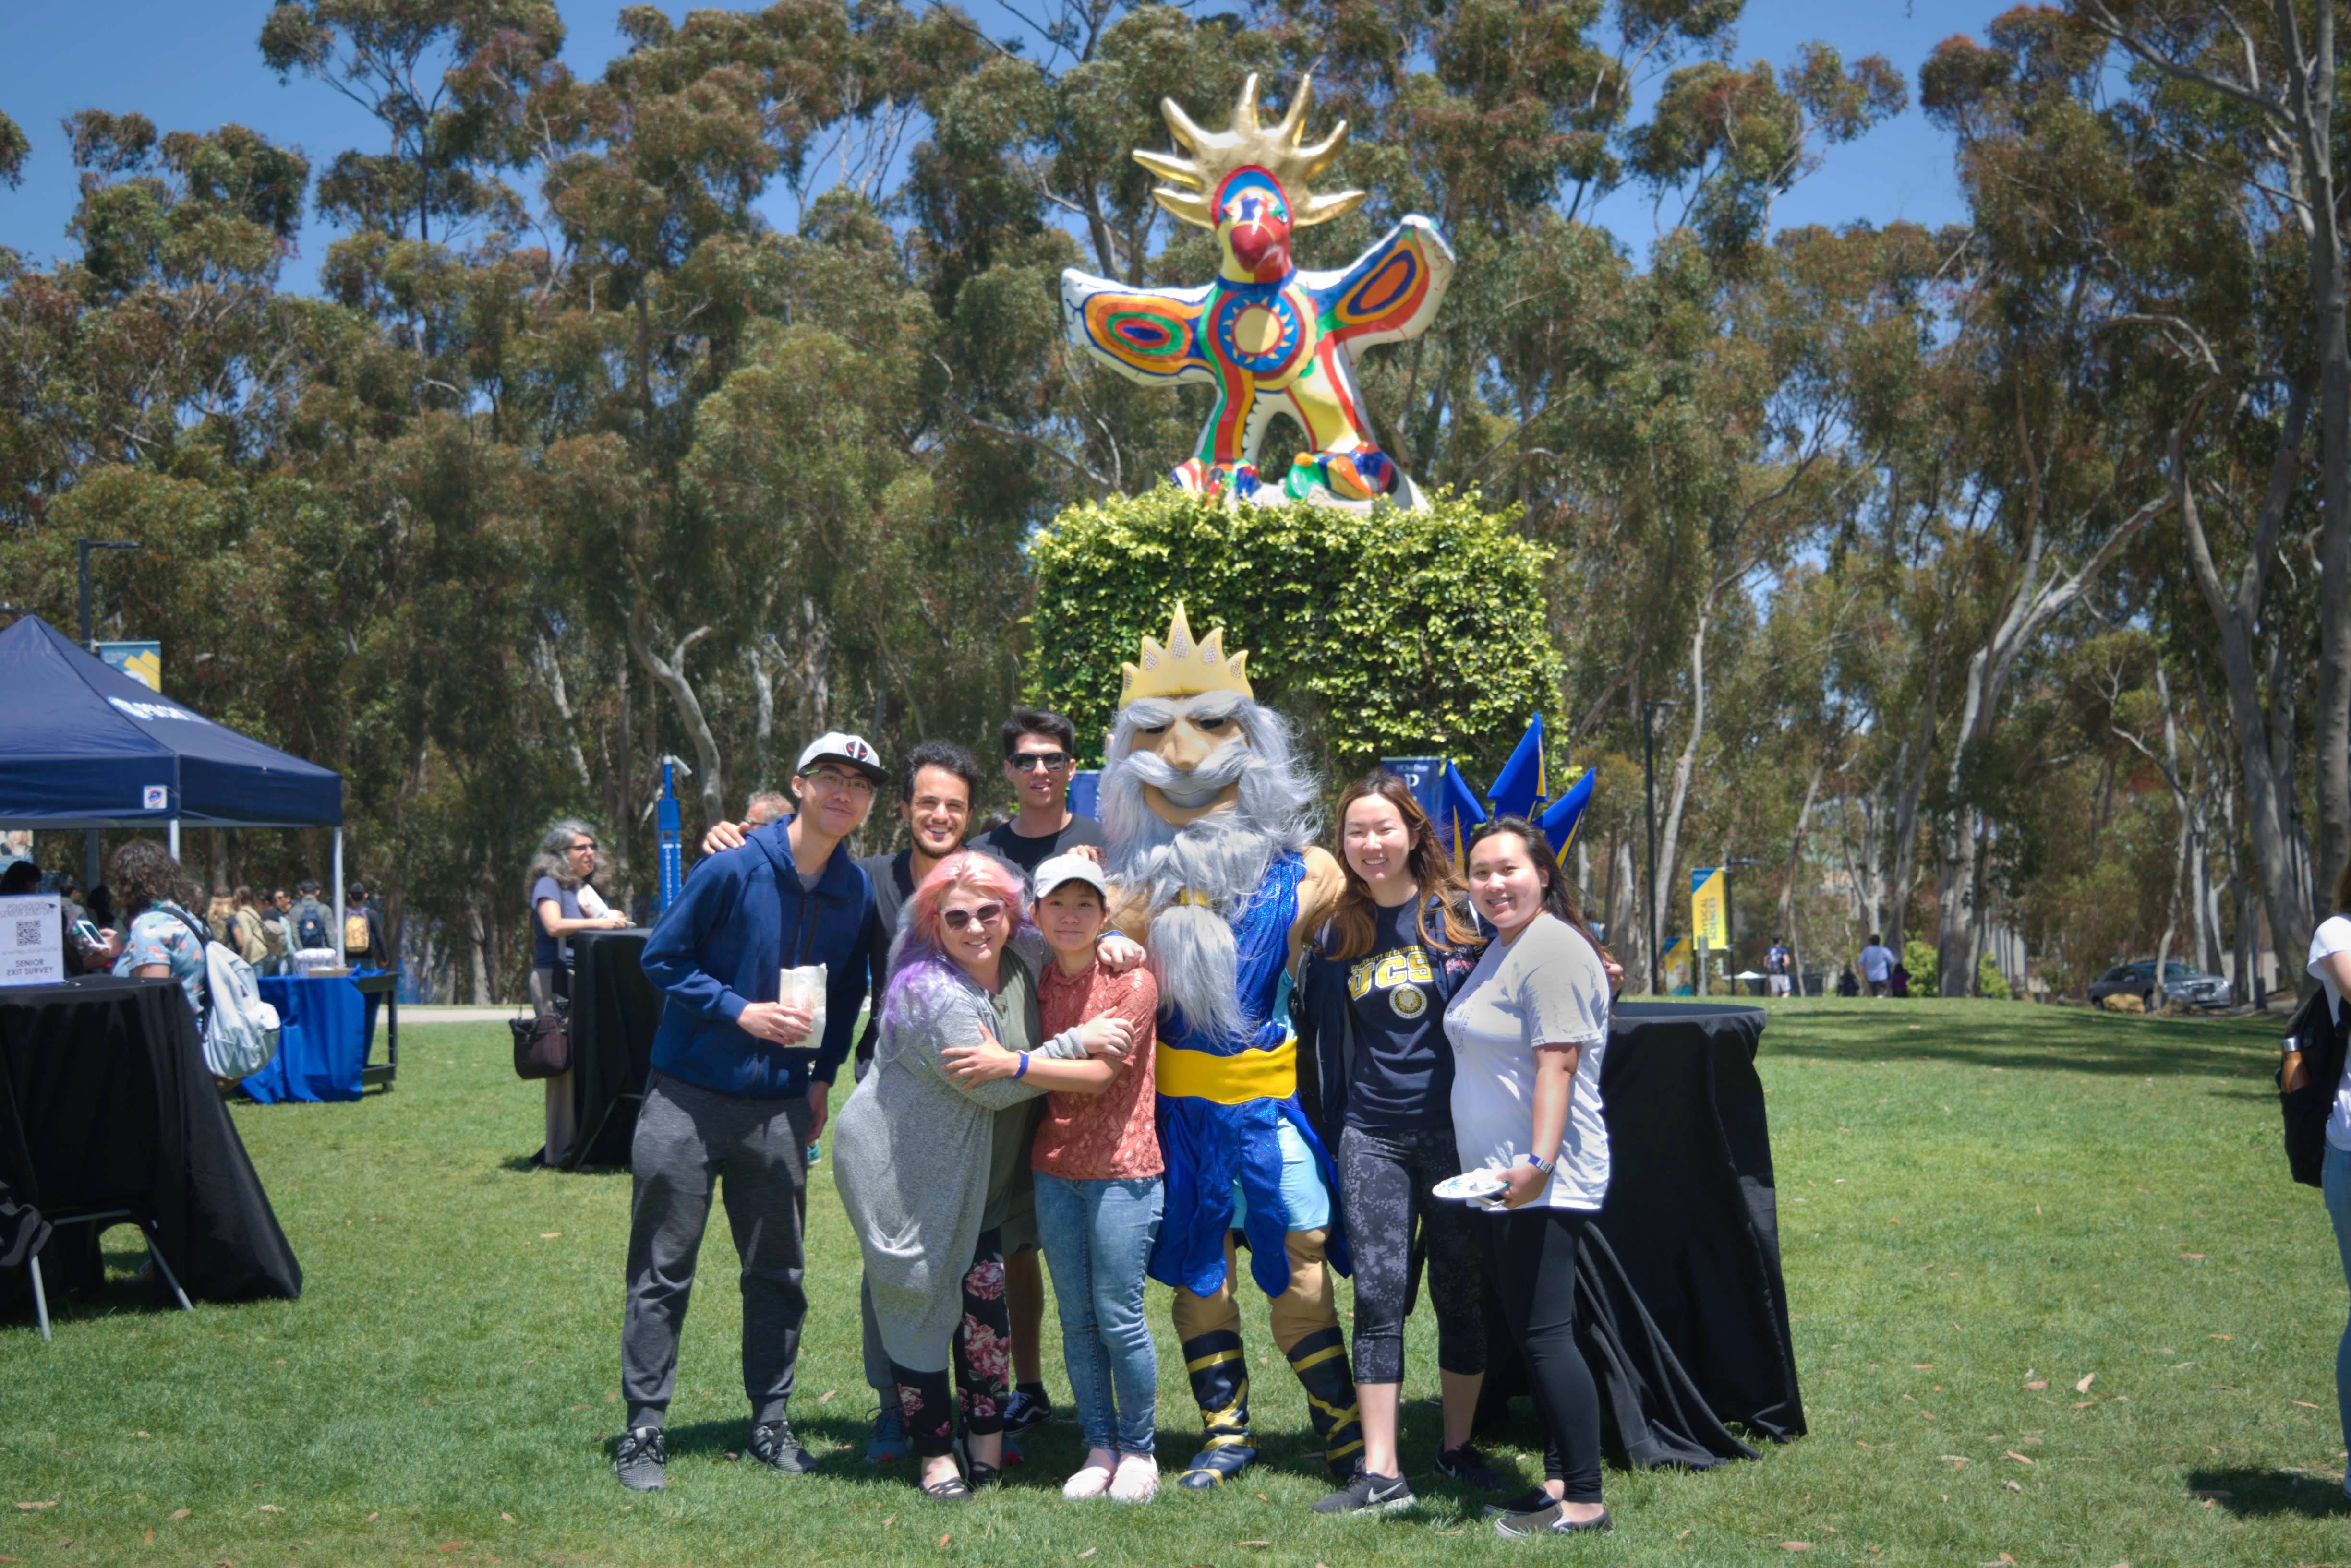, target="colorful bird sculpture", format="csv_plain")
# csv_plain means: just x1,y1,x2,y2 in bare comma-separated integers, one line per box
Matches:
1060,74,1455,507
